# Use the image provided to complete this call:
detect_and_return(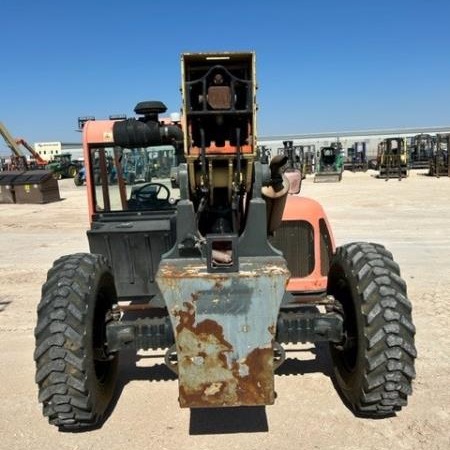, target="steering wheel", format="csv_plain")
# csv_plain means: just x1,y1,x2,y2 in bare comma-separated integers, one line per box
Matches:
131,182,171,208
